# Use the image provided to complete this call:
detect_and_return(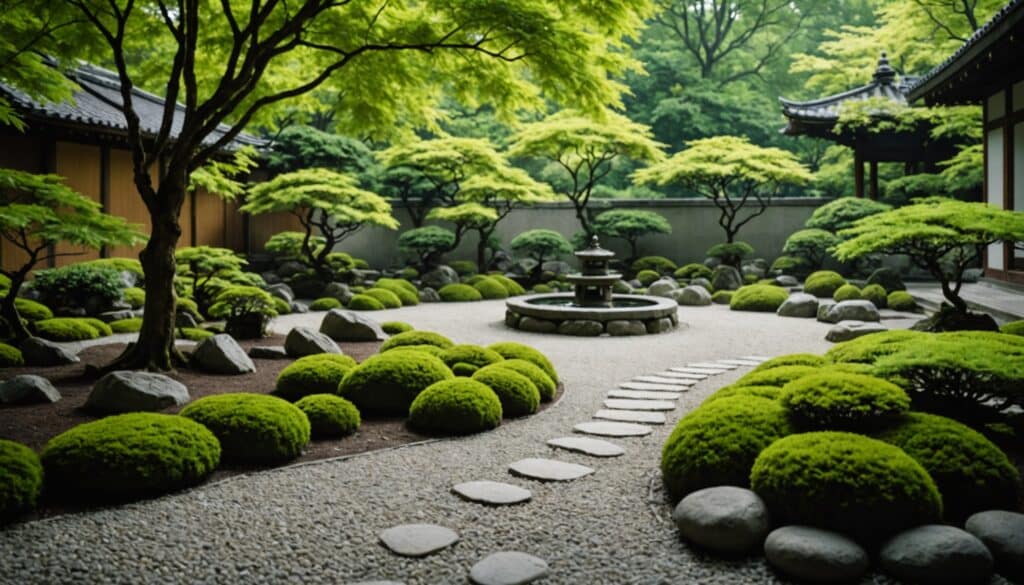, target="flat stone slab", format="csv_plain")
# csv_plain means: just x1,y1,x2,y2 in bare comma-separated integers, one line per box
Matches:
594,409,666,424
632,376,695,387
607,389,682,400
470,551,550,585
716,359,762,367
655,371,707,380
619,382,688,392
688,362,737,370
604,399,676,411
574,421,652,437
739,355,770,362
669,367,725,376
452,481,532,506
508,458,594,482
547,436,624,458
378,524,459,558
